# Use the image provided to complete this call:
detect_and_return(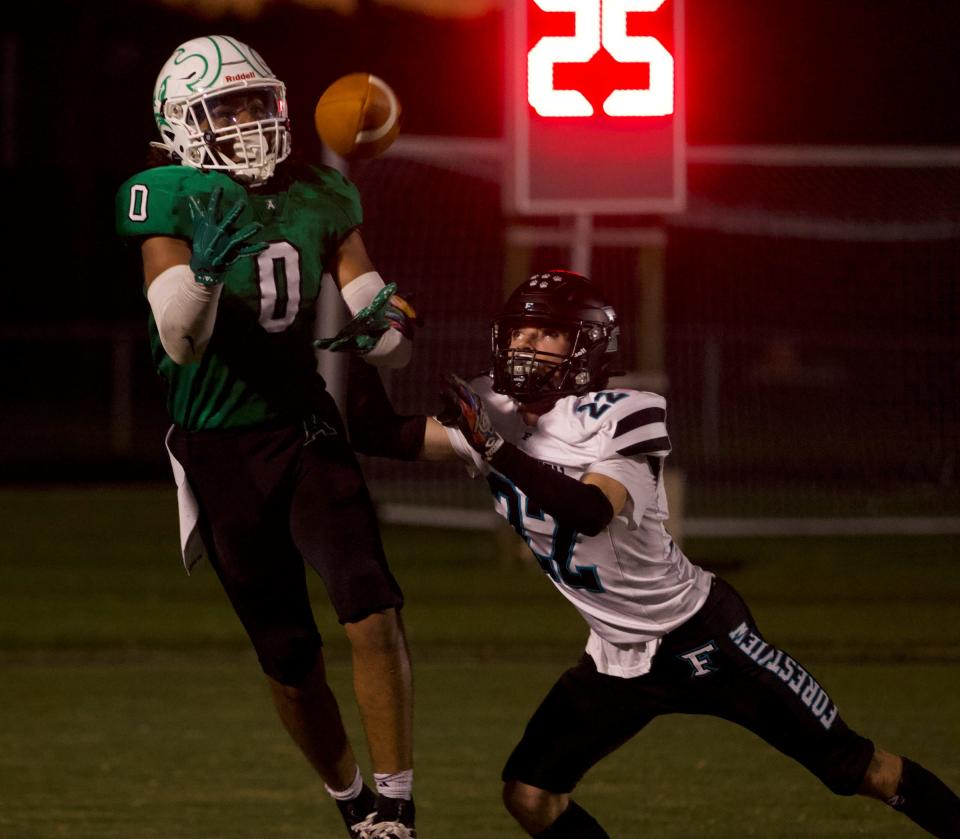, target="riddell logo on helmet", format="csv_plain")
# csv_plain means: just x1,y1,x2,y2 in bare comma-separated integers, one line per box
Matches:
225,72,257,82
